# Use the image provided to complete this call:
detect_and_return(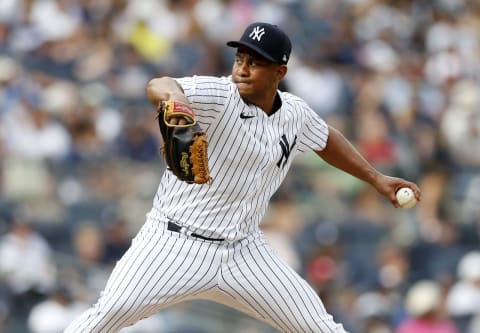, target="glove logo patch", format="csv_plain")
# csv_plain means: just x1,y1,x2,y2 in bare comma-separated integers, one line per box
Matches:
180,152,190,176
